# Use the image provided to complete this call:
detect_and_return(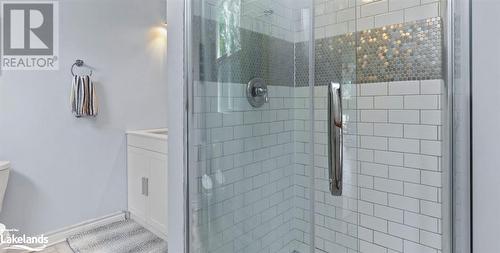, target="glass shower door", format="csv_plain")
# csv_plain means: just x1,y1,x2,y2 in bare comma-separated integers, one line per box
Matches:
309,1,448,253
311,23,359,253
187,0,361,251
187,0,449,253
188,0,317,252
